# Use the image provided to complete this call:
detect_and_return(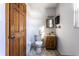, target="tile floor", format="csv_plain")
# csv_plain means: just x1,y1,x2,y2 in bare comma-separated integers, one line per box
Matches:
28,48,60,56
